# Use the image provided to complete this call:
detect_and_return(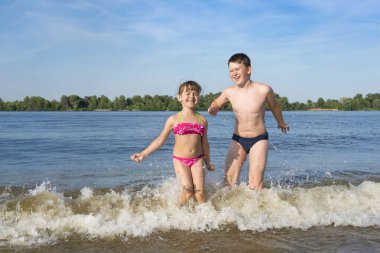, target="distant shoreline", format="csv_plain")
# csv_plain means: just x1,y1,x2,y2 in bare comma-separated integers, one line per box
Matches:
308,108,339,111
1,92,379,111
3,108,378,112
